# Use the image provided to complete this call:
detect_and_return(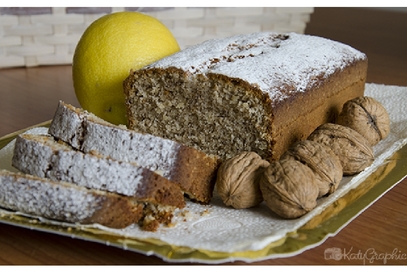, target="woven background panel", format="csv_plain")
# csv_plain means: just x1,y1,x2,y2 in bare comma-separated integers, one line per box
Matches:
0,7,313,69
